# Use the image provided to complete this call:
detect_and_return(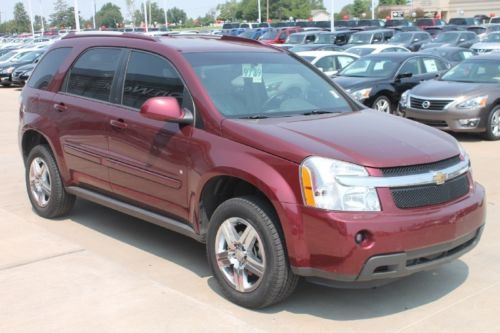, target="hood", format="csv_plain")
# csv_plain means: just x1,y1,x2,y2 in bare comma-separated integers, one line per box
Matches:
471,42,500,50
410,79,497,98
333,76,386,91
221,110,459,168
